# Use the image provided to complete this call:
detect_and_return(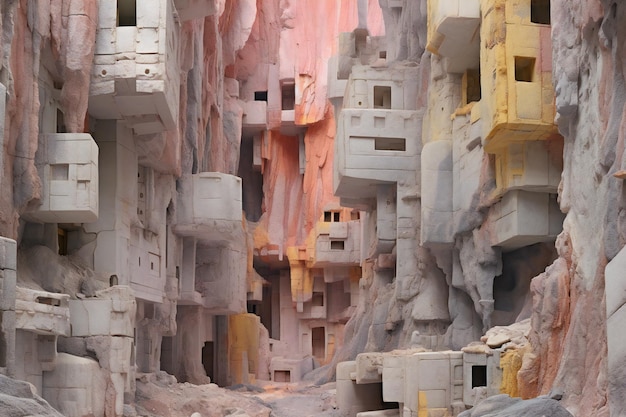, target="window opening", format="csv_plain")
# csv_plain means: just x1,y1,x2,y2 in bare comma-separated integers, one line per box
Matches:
373,86,392,109
117,0,137,26
330,240,345,250
472,365,487,388
530,0,550,24
514,57,535,82
254,91,268,102
281,82,295,110
375,137,406,151
58,228,68,256
312,292,324,307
